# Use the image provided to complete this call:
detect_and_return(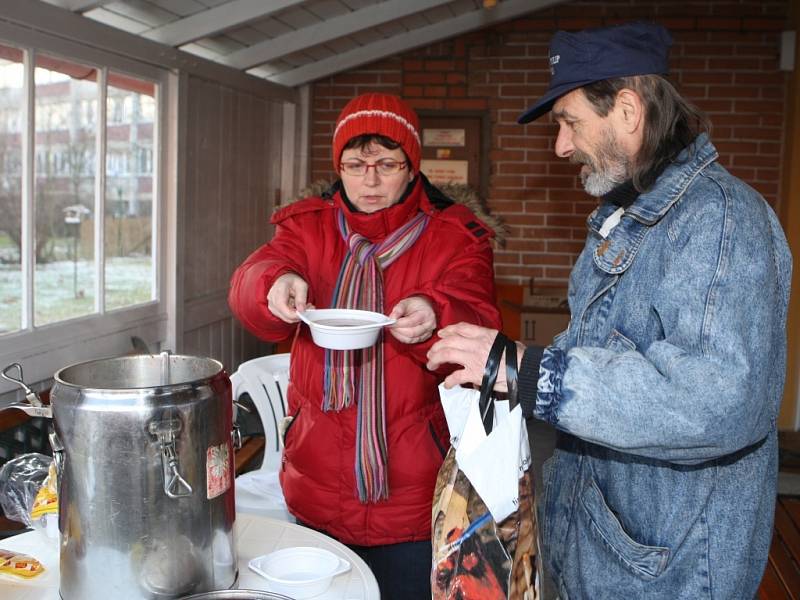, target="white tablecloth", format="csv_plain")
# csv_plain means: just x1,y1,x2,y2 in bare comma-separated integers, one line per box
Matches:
0,513,380,599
